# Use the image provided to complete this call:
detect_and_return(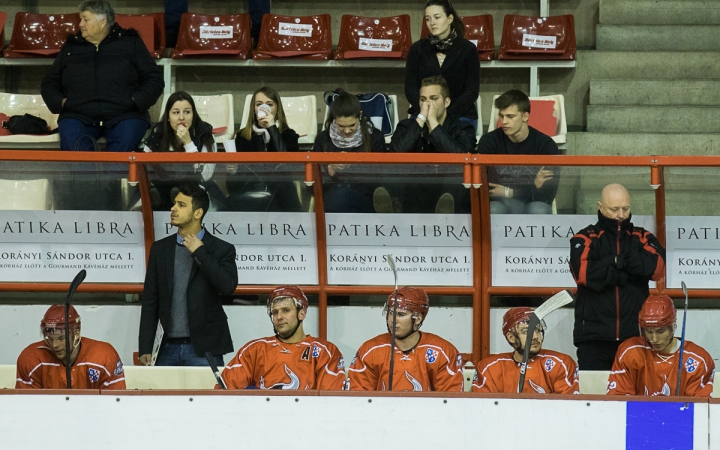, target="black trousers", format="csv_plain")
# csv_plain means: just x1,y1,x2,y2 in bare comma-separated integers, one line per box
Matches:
576,339,623,371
